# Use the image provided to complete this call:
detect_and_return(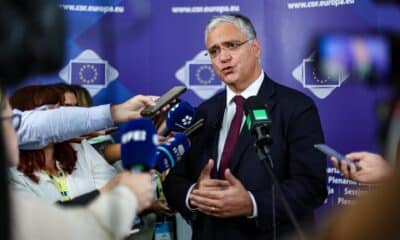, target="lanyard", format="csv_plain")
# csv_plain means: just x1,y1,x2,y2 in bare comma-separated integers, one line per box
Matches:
47,170,71,201
155,169,170,200
156,175,165,199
